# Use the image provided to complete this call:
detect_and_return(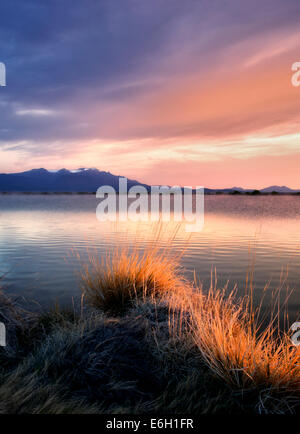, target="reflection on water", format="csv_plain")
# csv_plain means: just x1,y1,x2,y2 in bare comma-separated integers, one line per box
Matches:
0,195,299,320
